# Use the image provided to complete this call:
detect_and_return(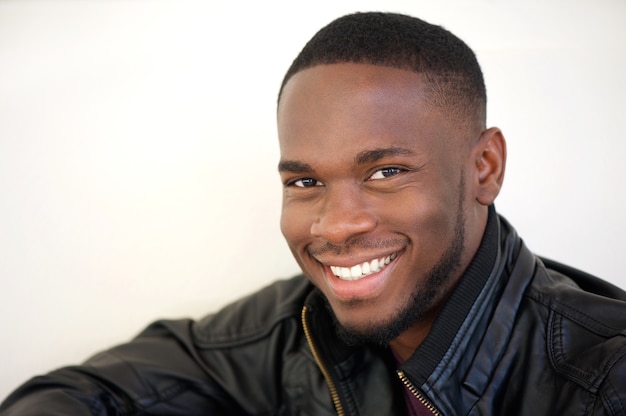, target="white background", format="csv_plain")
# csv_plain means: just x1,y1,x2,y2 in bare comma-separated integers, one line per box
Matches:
1,0,624,401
